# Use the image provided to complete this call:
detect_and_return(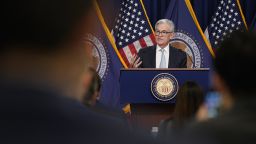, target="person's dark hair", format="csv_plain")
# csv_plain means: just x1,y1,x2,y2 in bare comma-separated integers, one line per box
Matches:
83,68,102,106
173,81,204,127
0,0,92,51
214,31,256,97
